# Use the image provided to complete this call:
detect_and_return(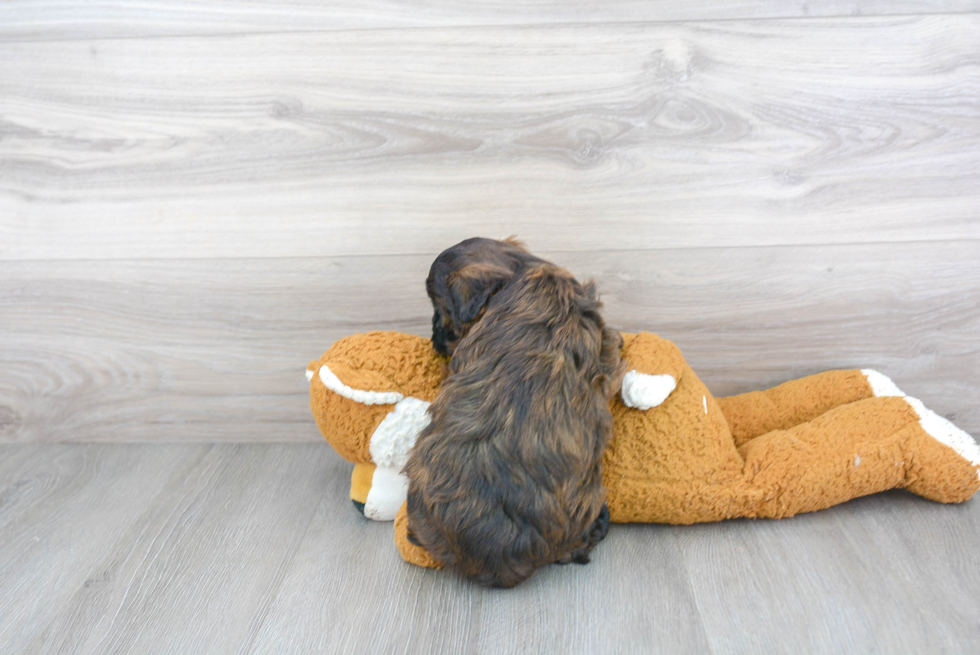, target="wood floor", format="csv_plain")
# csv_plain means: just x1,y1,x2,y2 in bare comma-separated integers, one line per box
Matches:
2,1,979,652
2,443,978,654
